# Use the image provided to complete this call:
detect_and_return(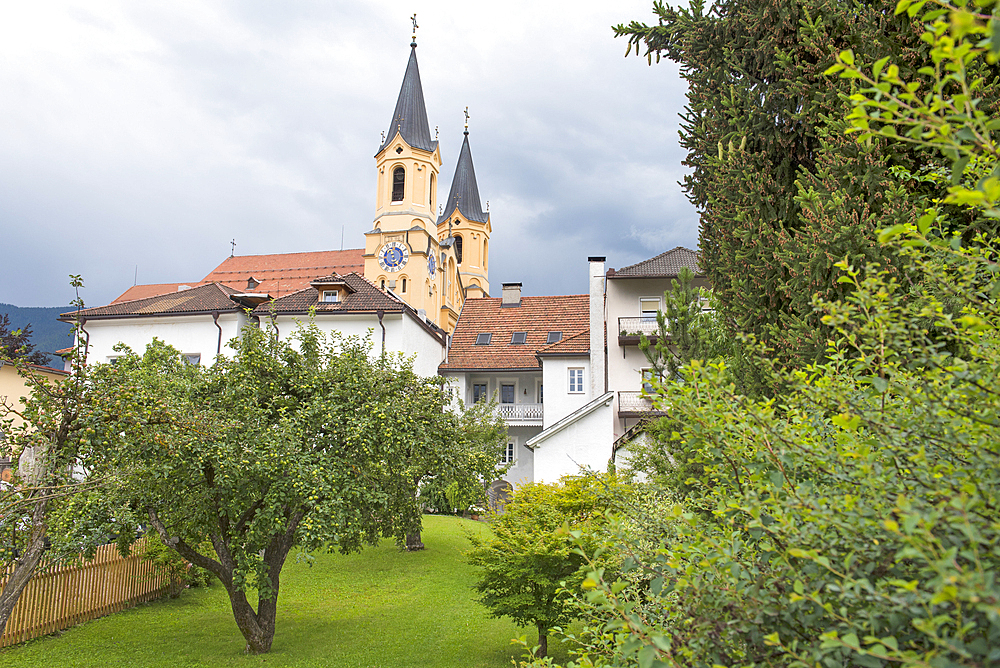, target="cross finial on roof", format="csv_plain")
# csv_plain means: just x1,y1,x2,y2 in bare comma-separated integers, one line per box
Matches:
463,106,470,135
230,239,236,257
411,13,418,46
